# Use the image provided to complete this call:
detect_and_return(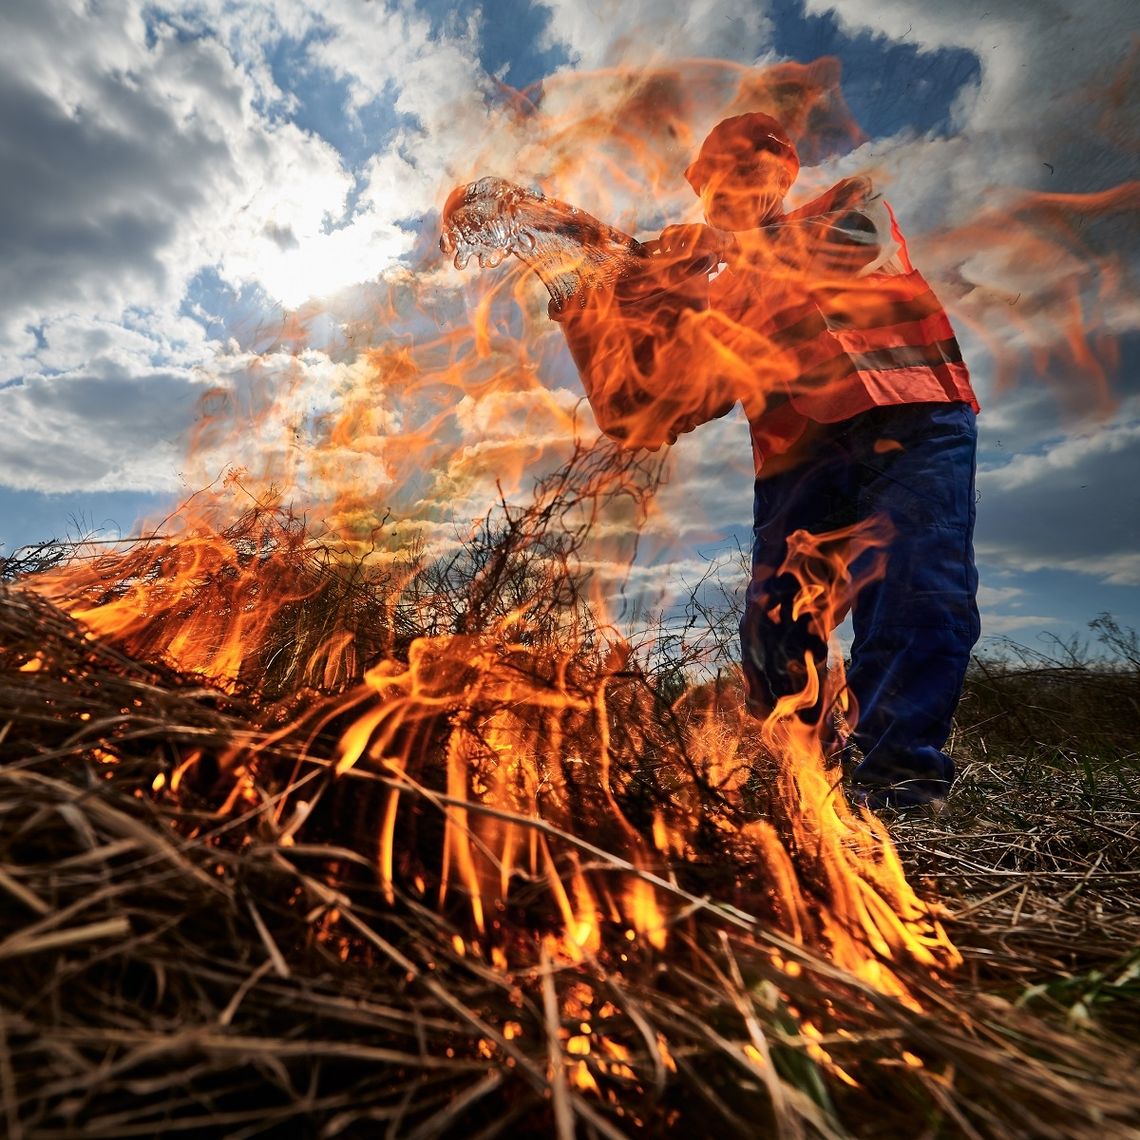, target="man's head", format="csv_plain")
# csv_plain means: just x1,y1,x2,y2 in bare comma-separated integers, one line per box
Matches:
685,113,799,230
